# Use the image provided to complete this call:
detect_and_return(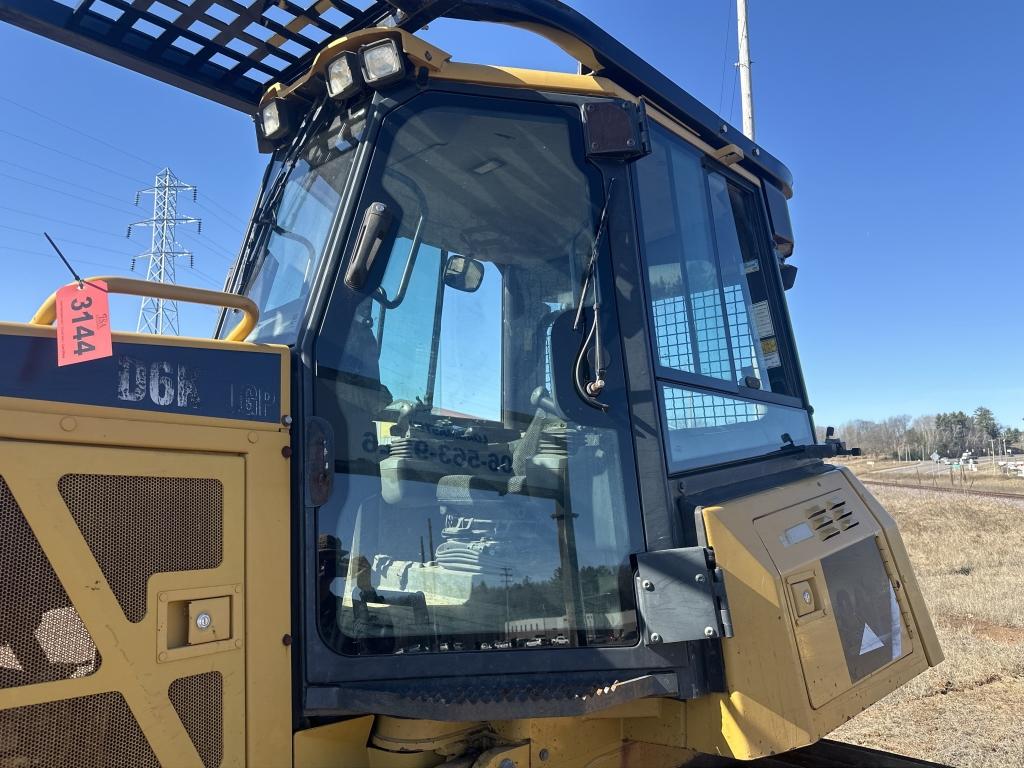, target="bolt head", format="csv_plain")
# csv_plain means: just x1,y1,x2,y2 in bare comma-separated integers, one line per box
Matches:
650,632,663,644
195,611,212,631
539,748,550,762
499,760,516,768
695,573,707,584
642,579,654,591
802,590,812,605
704,626,716,638
281,414,293,426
